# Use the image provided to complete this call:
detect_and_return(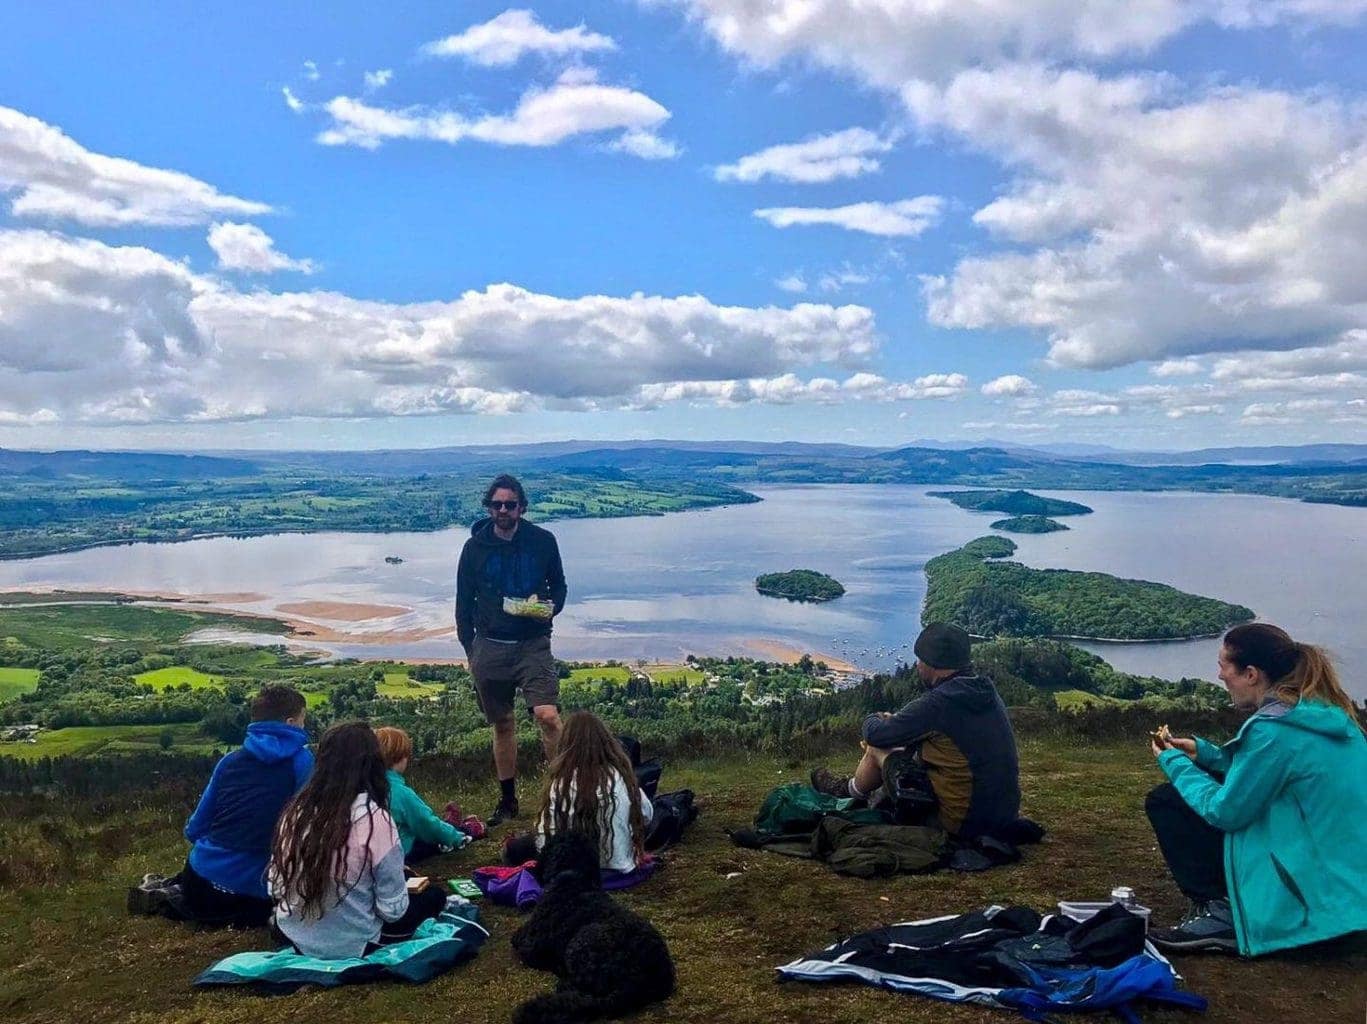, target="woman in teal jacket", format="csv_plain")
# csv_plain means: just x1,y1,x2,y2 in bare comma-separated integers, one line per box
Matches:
1146,623,1367,956
376,727,470,864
